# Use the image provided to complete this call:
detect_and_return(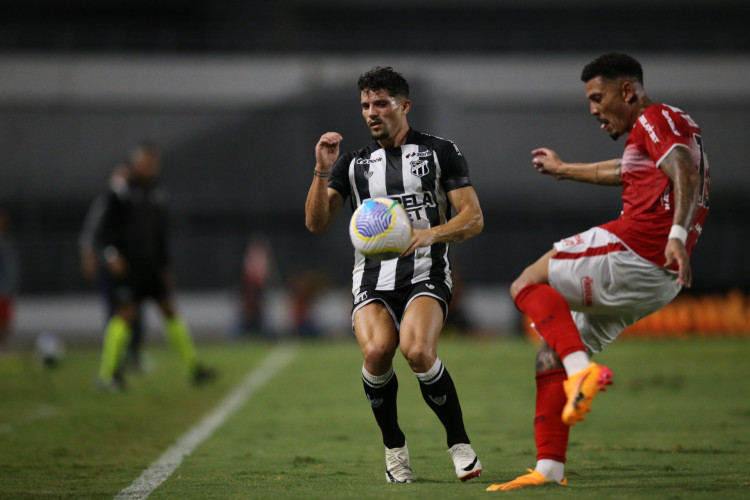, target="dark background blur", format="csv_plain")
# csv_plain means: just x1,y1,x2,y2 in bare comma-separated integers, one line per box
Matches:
1,0,748,296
